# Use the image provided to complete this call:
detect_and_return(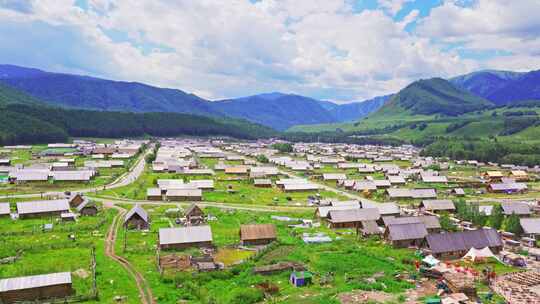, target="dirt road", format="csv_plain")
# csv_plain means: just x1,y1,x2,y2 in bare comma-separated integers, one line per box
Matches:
105,205,155,304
